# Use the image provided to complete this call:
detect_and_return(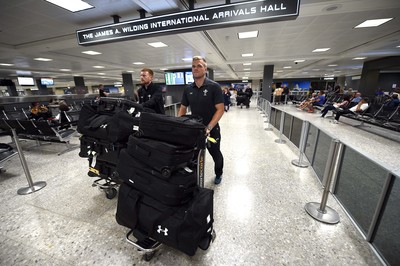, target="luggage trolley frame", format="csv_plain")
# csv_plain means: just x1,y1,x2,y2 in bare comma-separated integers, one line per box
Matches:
88,160,120,199
124,137,216,261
